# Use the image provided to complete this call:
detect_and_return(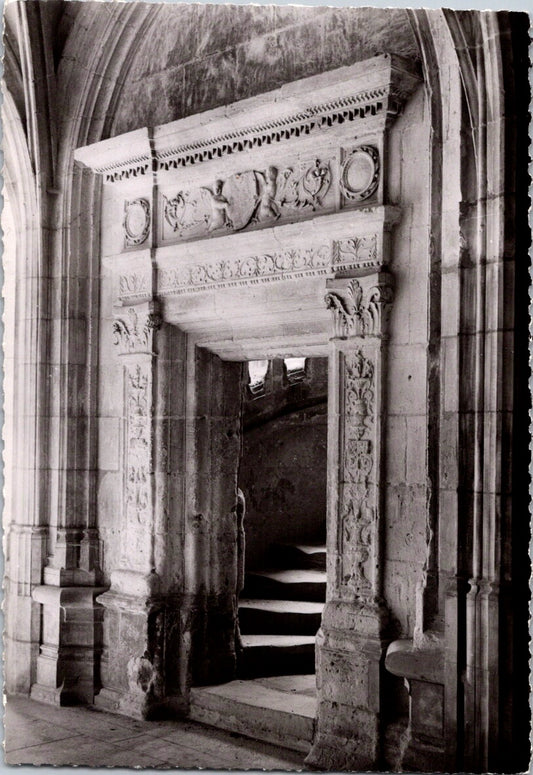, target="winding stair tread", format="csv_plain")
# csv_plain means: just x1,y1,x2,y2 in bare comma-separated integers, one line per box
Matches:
246,569,326,584
241,634,316,648
239,598,324,614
